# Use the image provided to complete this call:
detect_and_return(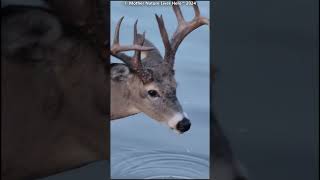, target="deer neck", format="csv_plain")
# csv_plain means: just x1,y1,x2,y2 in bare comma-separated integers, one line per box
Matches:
110,80,141,120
